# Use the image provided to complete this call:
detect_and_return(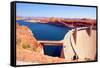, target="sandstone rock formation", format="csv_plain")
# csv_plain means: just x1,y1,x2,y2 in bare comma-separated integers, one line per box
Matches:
16,23,68,64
